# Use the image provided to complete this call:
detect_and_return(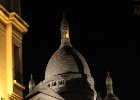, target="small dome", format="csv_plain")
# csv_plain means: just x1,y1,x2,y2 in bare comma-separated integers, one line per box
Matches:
45,45,91,80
